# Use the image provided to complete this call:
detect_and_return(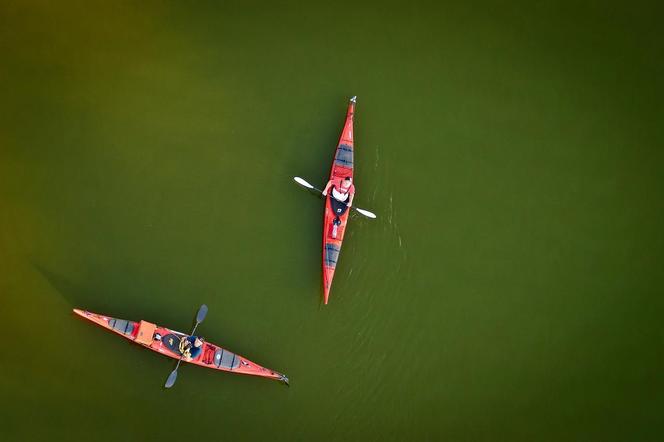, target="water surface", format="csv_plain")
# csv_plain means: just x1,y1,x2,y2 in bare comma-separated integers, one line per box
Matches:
1,1,662,440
